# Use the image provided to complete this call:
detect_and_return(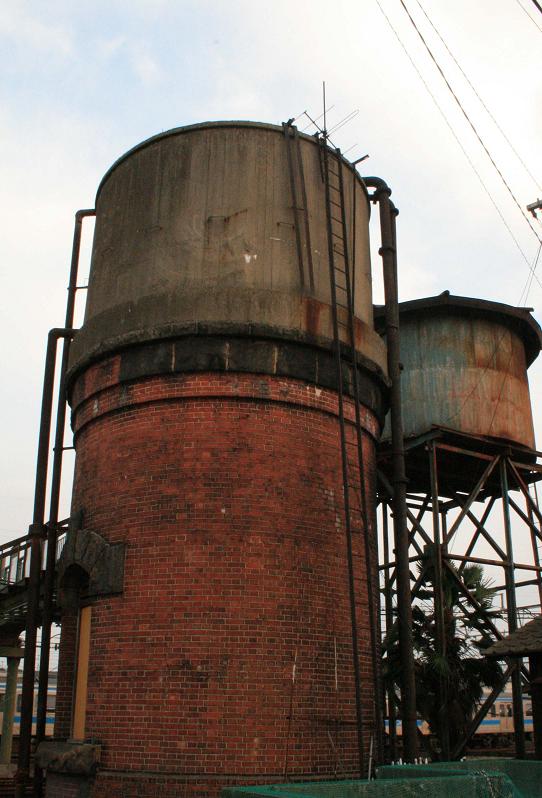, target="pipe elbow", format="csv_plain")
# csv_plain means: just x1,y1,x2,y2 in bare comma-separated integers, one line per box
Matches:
362,176,392,198
48,327,75,341
75,208,96,222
